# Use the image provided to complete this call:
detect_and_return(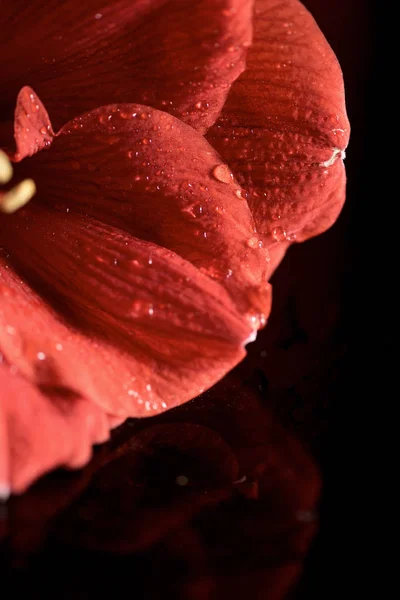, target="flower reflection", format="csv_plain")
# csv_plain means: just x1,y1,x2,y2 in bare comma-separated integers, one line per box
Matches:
2,377,319,599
